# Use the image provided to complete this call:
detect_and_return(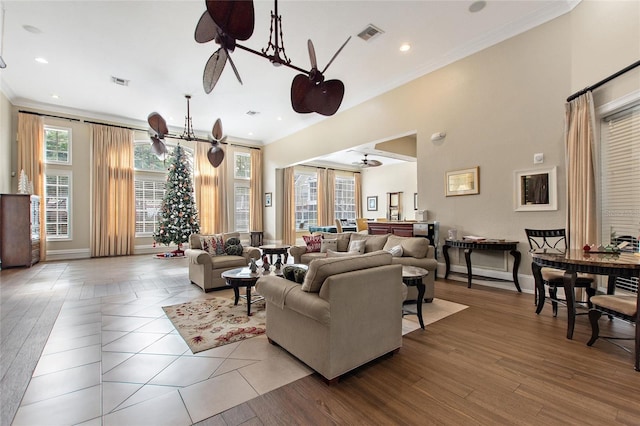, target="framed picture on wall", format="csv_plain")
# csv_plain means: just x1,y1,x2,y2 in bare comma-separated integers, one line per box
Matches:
367,196,378,211
445,167,480,196
514,166,557,211
265,192,272,207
